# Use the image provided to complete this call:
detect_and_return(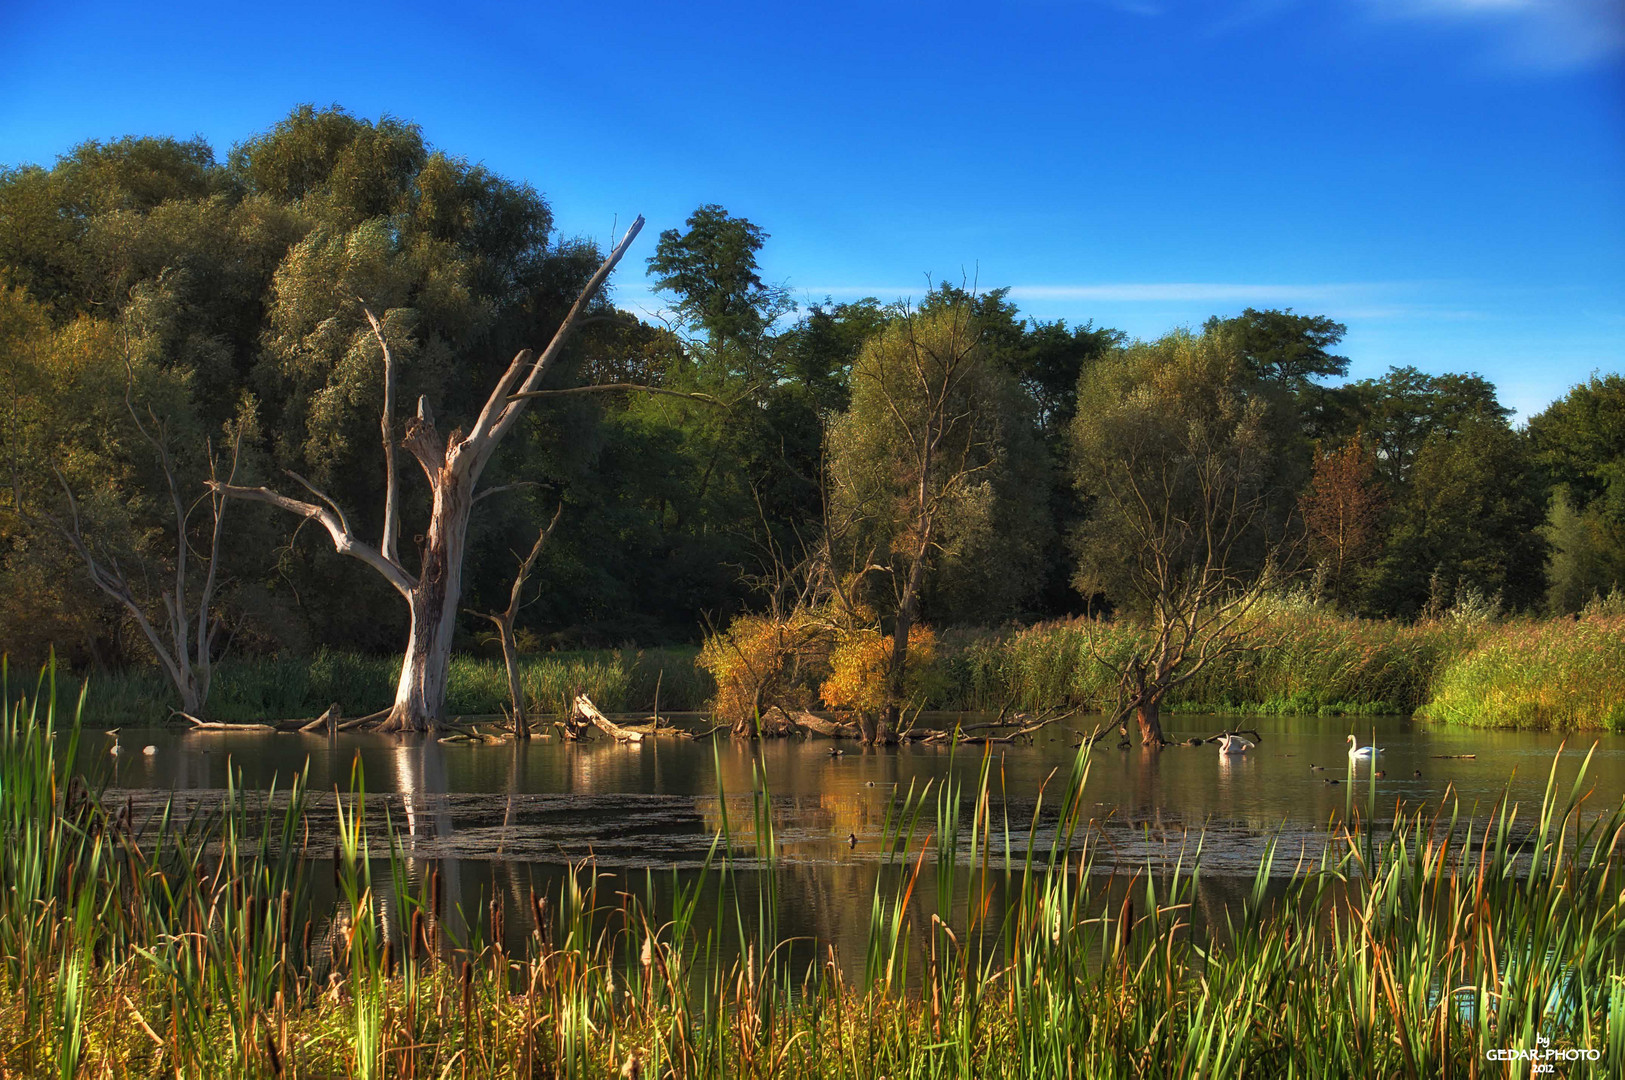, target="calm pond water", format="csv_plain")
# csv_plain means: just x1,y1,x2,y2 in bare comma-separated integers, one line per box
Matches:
91,713,1625,963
